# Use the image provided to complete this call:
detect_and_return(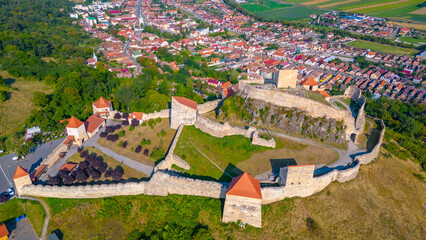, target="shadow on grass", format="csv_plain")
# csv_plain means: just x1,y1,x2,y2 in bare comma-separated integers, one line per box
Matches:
270,158,296,174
